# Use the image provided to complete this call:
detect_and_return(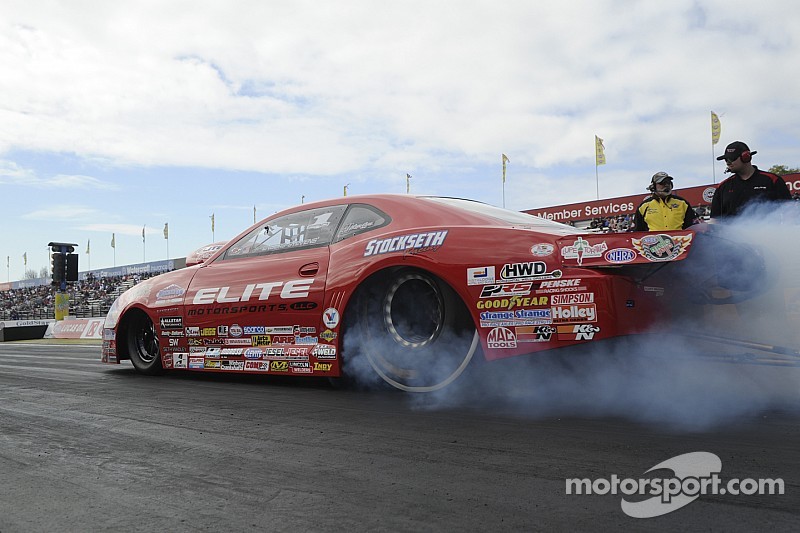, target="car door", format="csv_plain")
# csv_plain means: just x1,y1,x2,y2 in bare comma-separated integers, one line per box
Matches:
183,205,346,370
